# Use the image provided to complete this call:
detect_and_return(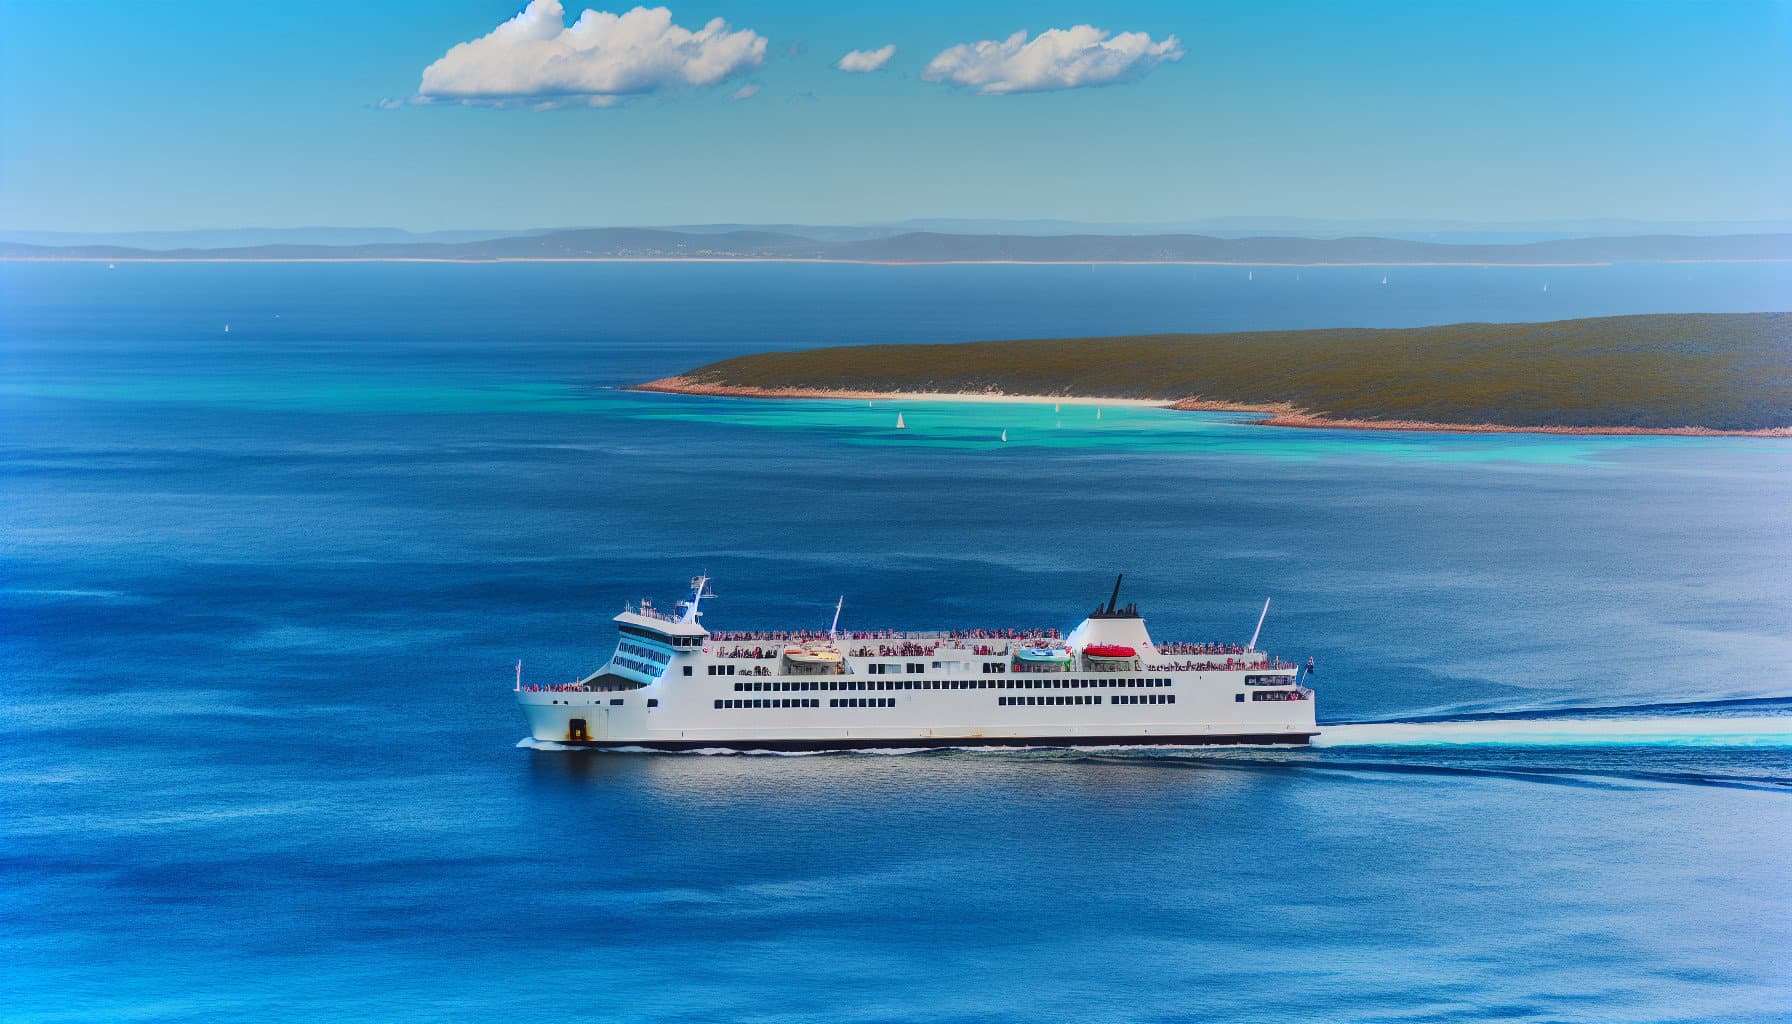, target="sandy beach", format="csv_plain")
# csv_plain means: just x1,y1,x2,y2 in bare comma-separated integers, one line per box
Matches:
635,377,1792,438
